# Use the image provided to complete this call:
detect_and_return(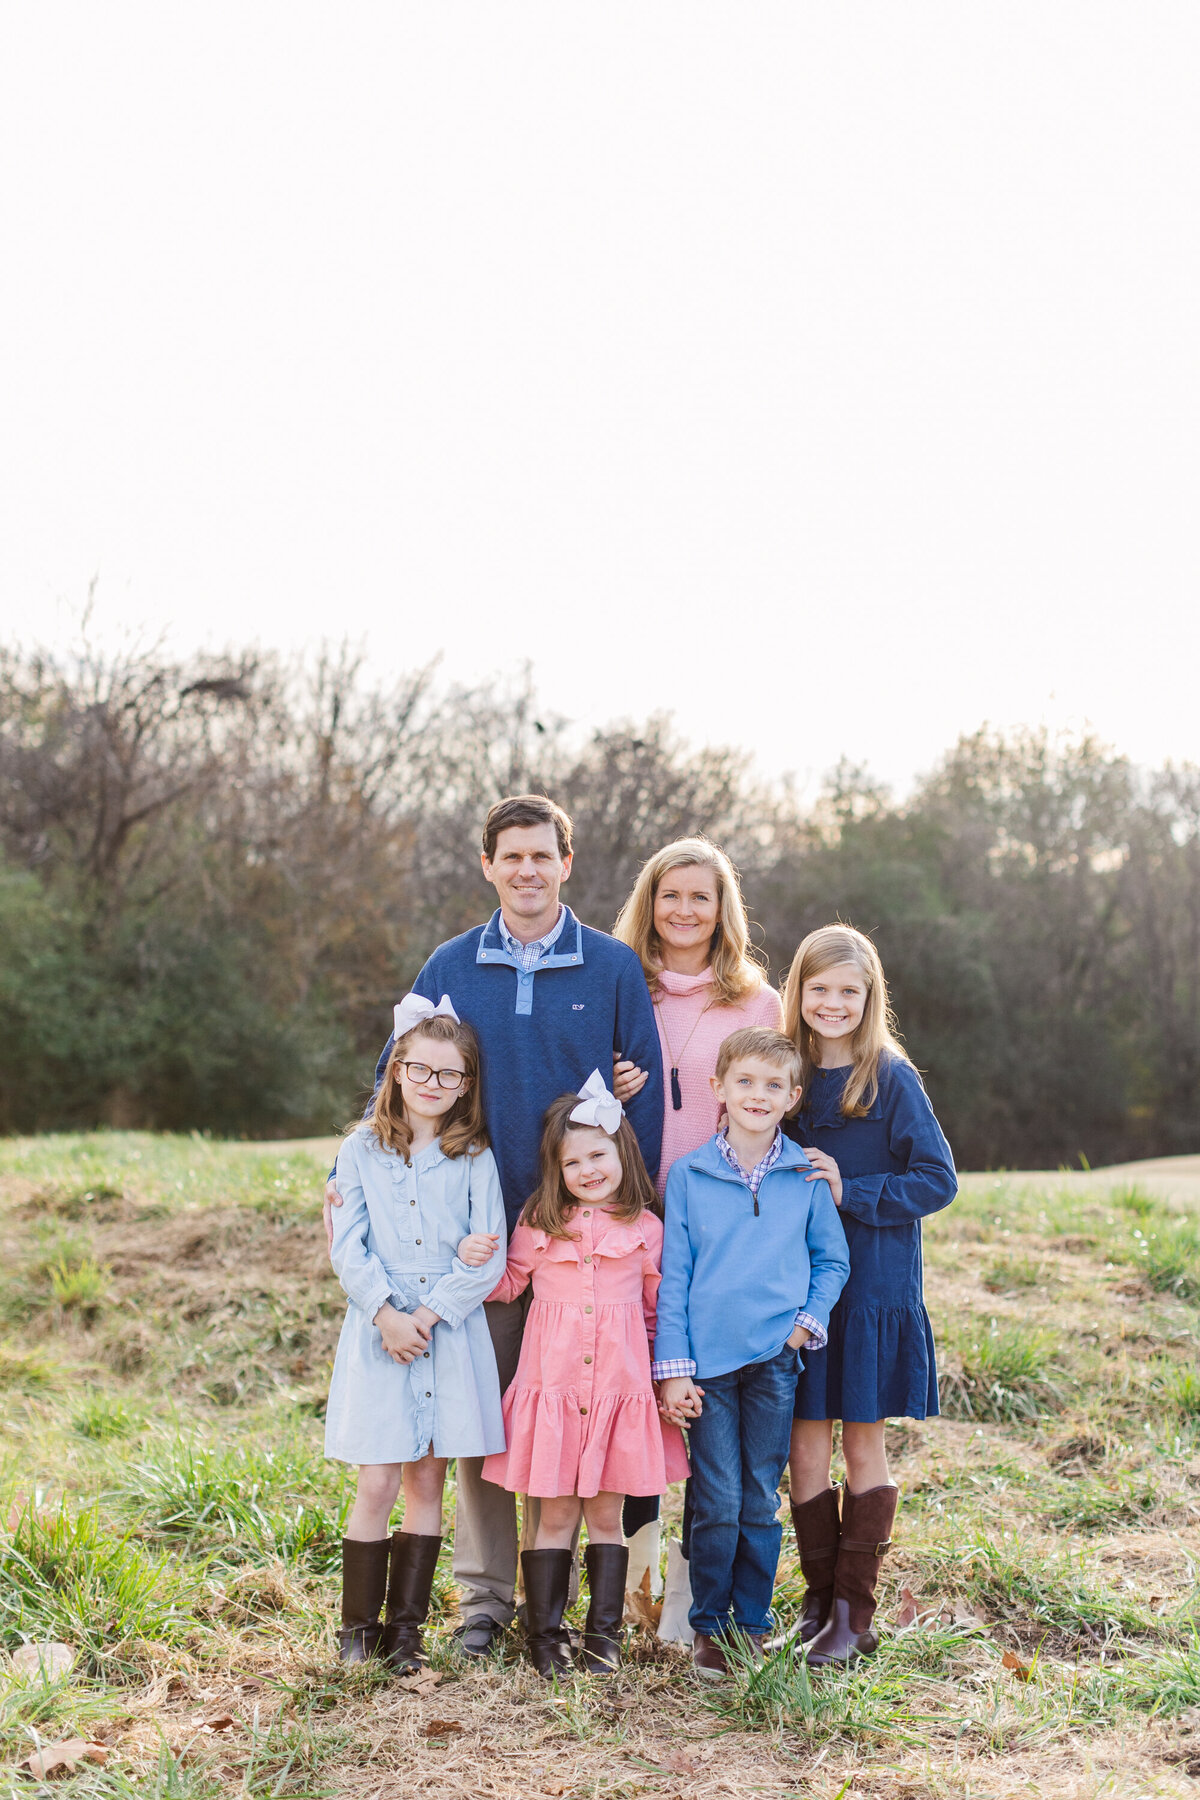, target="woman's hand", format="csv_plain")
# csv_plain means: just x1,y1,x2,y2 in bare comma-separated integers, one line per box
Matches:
786,1323,812,1350
803,1148,843,1206
612,1053,650,1103
373,1302,431,1364
457,1231,501,1268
